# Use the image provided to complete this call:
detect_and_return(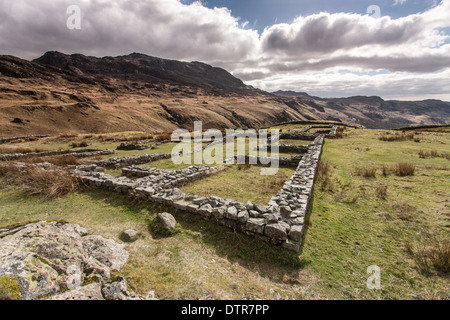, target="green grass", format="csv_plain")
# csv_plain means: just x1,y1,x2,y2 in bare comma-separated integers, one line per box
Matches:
301,128,450,299
1,127,448,300
181,165,295,205
279,139,312,146
0,185,310,300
